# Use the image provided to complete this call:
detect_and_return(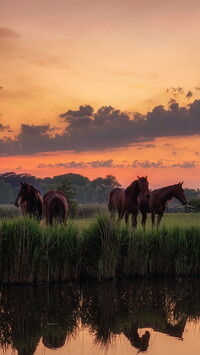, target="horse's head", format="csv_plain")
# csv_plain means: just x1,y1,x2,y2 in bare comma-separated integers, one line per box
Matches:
137,176,150,199
174,181,187,205
14,182,32,207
